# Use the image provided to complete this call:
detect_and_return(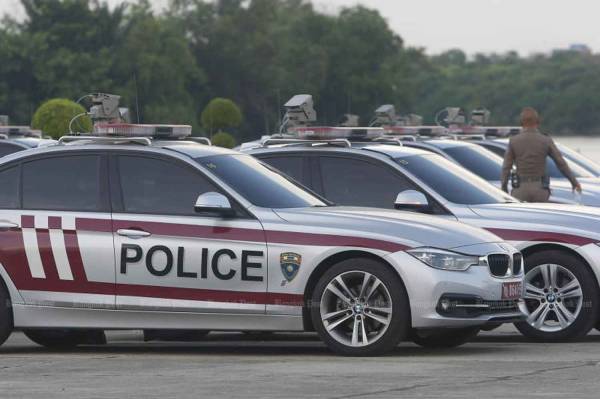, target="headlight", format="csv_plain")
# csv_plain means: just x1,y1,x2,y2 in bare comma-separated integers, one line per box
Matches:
407,248,480,271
